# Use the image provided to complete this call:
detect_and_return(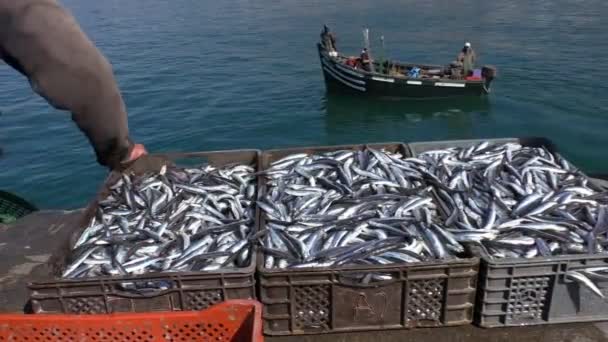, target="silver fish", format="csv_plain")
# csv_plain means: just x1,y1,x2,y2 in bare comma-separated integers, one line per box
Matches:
63,162,256,280
566,270,605,298
259,147,464,275
421,141,606,260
